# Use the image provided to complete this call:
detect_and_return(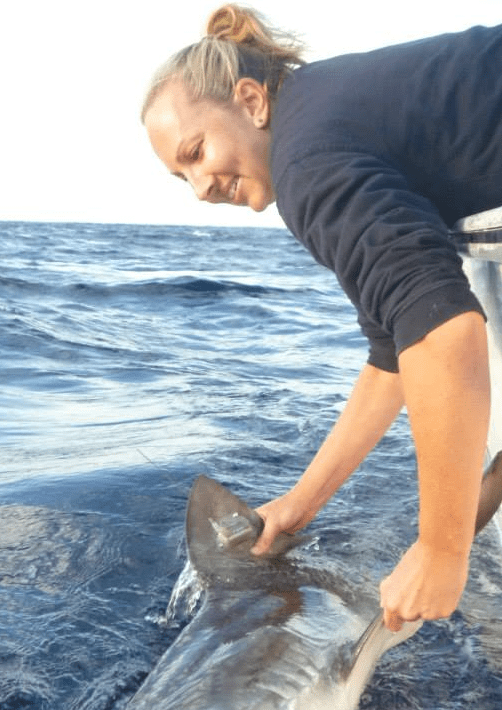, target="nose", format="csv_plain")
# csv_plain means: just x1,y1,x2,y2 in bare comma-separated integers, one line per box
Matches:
188,171,217,202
